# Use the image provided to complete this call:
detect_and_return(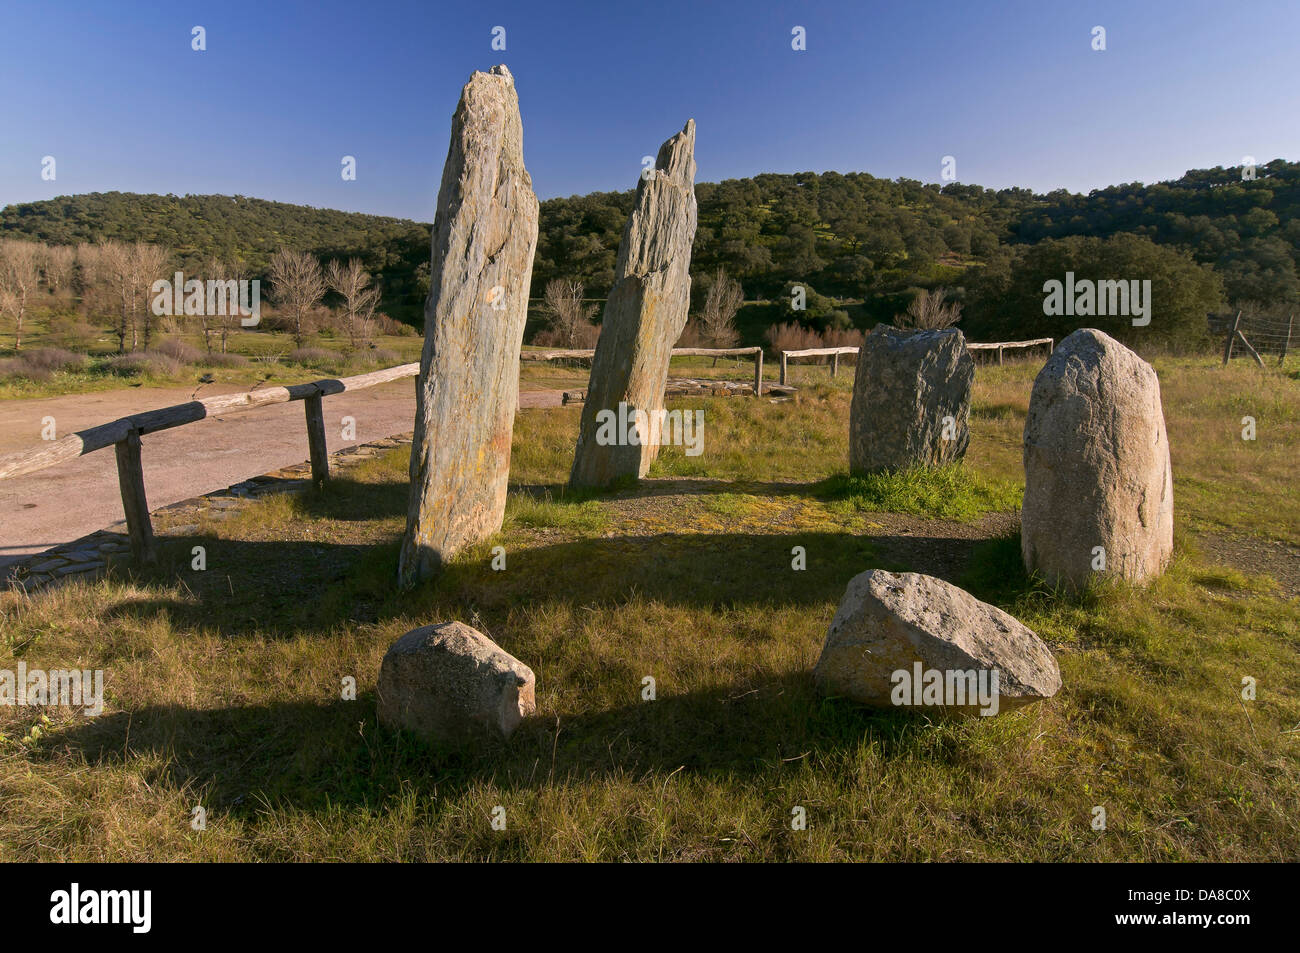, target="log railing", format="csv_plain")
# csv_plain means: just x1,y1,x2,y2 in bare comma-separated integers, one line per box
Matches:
0,345,770,567
0,362,421,565
777,338,1055,384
